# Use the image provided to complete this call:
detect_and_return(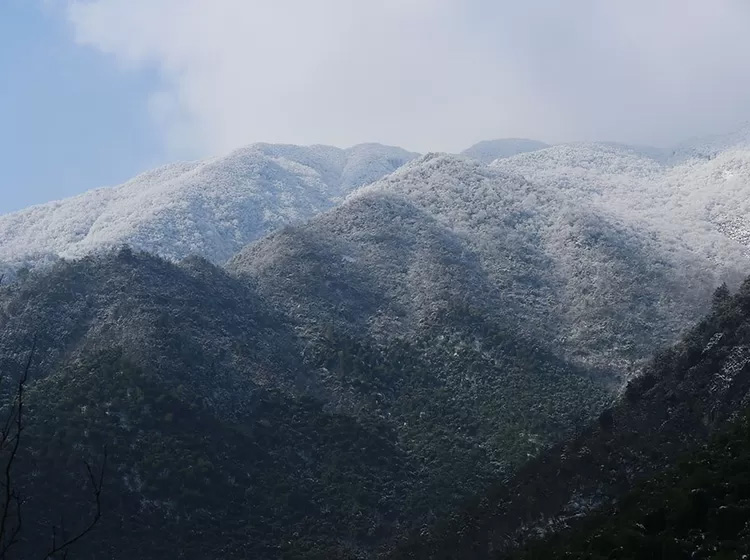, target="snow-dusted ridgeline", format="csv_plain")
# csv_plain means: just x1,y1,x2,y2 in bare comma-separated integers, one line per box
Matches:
4,126,750,287
231,149,749,377
0,143,417,270
460,138,550,163
490,140,750,264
